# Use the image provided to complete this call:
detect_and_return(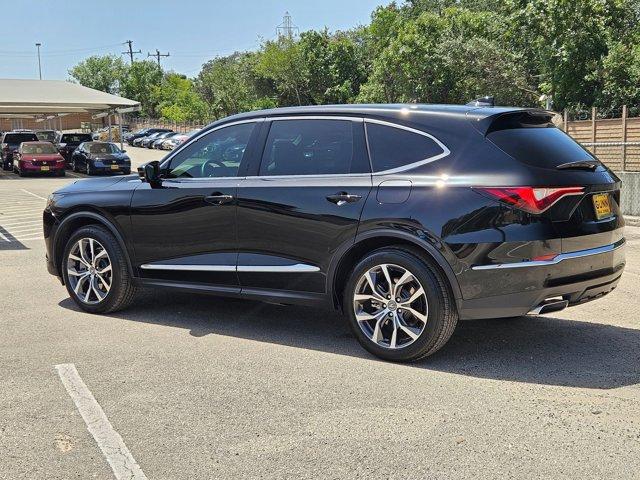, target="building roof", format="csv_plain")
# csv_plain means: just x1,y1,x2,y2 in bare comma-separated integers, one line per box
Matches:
0,79,139,115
